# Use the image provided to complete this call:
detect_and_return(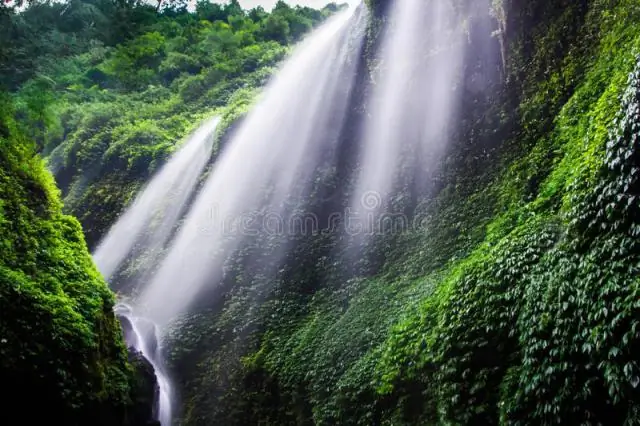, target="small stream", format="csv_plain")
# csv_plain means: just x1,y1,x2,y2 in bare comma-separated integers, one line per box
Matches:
115,303,172,426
